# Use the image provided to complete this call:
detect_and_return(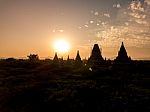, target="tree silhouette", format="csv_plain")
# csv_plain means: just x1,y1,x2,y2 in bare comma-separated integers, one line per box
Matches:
27,54,39,62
